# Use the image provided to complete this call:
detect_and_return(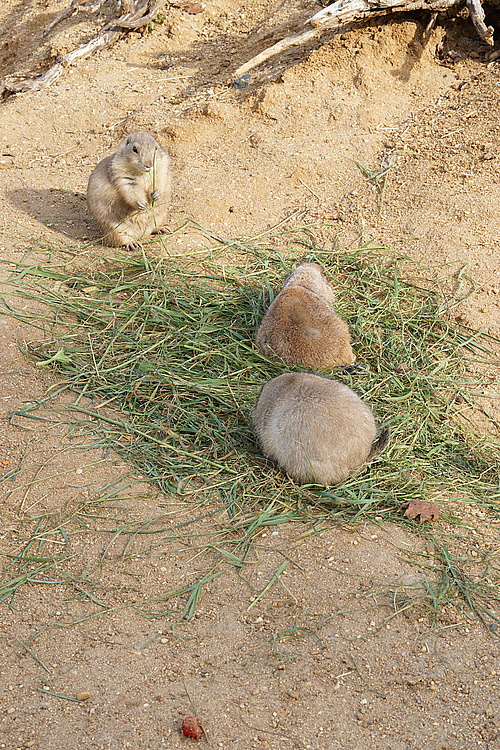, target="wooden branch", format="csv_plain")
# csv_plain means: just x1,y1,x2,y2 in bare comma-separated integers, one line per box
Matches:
234,0,494,77
234,27,324,77
42,0,109,38
1,0,167,98
465,0,494,45
3,28,122,95
42,0,165,35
